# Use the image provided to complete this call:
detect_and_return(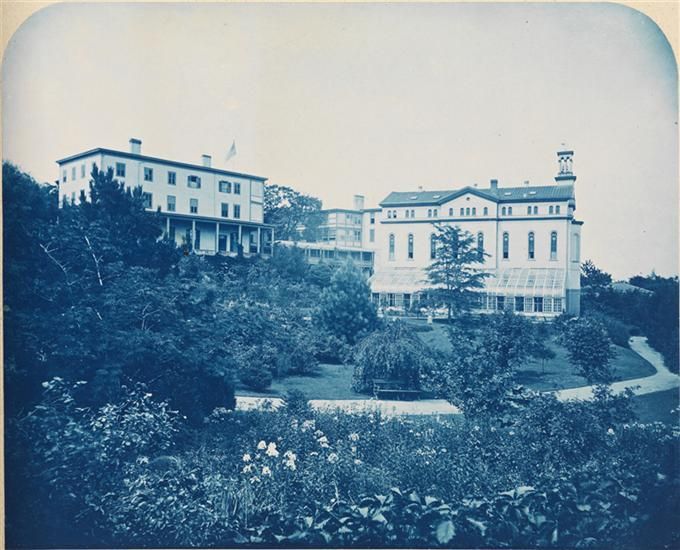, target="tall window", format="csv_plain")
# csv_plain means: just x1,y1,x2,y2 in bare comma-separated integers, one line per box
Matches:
465,207,470,216
168,171,176,185
477,232,484,261
144,167,153,182
472,207,476,215
234,204,241,219
234,182,241,194
369,228,375,242
508,206,513,215
501,206,507,215
433,209,438,217
72,166,76,180
427,209,432,217
221,203,229,217
190,198,198,213
533,206,538,215
62,169,67,183
405,210,410,219
142,192,152,209
187,175,201,189
430,233,437,259
411,209,415,217
550,231,558,260
115,162,126,177
389,234,395,261
572,233,580,262
556,205,561,214
528,232,535,260
407,234,414,259
483,206,488,216
81,164,86,178
370,213,375,224
460,207,464,216
449,208,453,216
527,206,532,215
167,195,176,212
502,232,509,259
387,210,392,219
549,205,554,214
219,181,232,193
